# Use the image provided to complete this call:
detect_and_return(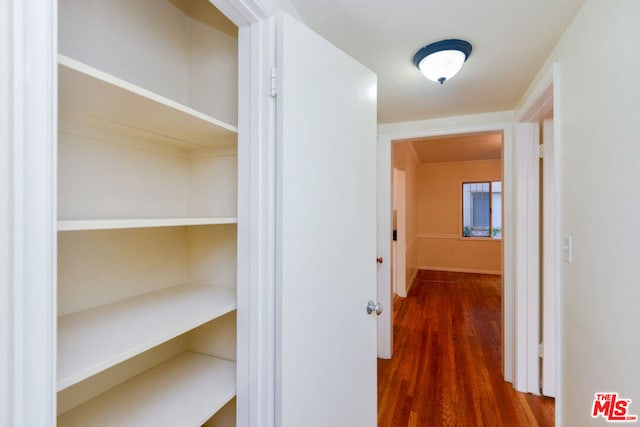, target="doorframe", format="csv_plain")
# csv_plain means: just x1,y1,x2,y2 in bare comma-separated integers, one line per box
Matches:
392,168,407,297
7,1,58,424
541,118,556,398
0,1,11,424
8,1,277,426
377,111,515,377
233,8,277,427
513,64,560,398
